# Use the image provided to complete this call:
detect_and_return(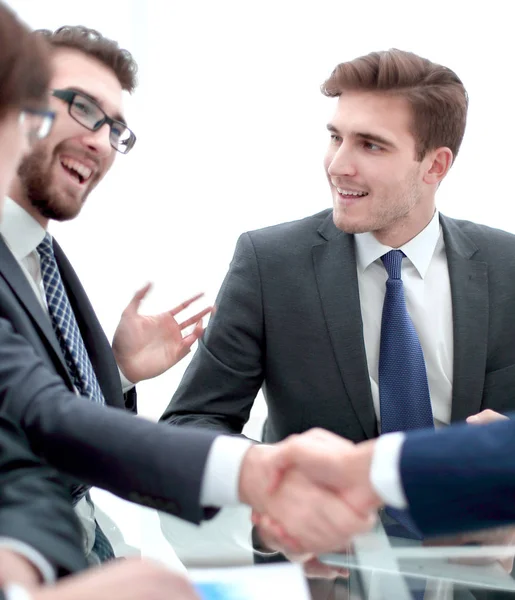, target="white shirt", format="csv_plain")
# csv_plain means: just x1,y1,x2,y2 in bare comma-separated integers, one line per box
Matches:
355,210,453,431
0,197,251,575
